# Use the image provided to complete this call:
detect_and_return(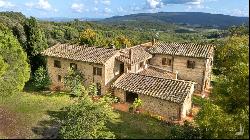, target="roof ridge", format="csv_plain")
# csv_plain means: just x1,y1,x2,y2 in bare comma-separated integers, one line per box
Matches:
148,65,176,74
129,72,194,84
